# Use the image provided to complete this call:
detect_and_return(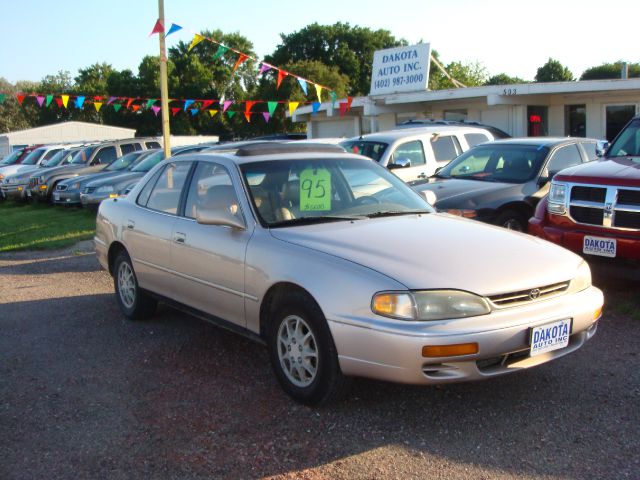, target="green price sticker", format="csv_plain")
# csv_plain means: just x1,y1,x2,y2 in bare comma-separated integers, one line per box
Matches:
299,167,331,211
